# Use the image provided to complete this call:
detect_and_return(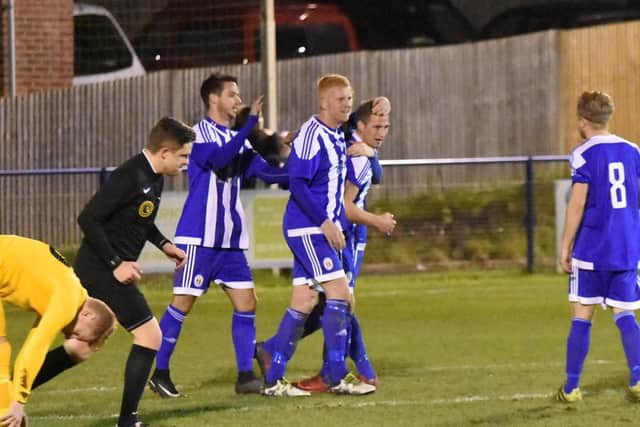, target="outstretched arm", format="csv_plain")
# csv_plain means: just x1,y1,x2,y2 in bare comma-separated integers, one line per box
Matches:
245,155,289,185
